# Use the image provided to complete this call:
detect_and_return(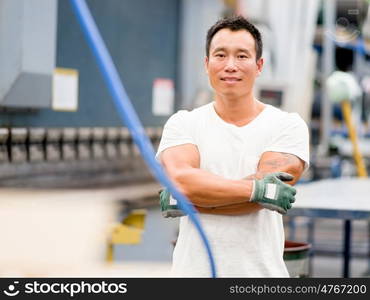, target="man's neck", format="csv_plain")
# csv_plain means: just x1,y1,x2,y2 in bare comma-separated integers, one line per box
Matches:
213,93,265,127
